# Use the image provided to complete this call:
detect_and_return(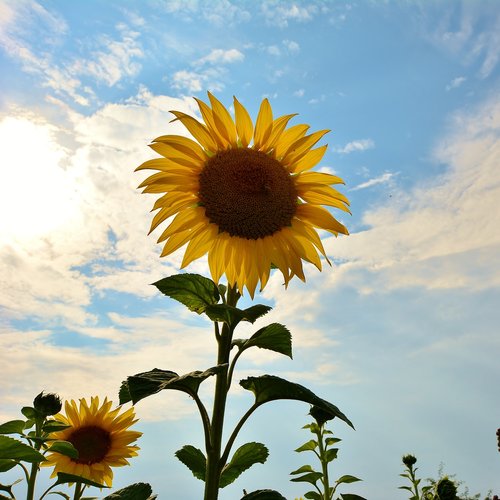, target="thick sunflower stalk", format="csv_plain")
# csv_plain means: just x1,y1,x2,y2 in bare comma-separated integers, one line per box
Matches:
123,93,352,499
